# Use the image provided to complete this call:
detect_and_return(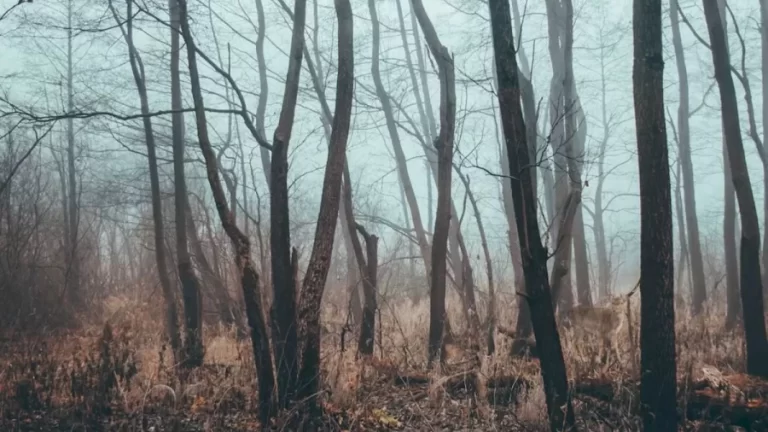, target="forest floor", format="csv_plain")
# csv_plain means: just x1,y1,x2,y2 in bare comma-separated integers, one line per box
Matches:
1,294,767,431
